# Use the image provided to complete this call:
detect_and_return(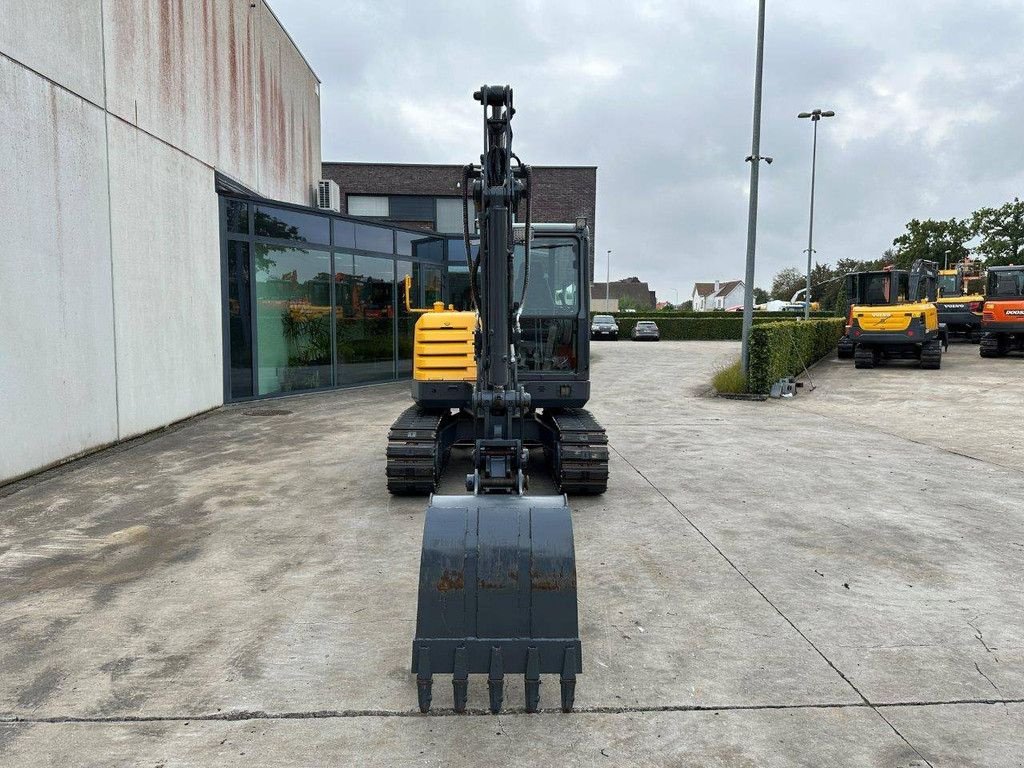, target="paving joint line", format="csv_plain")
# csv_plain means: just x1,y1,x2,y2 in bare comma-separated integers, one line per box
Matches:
608,442,935,768
4,697,1023,725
